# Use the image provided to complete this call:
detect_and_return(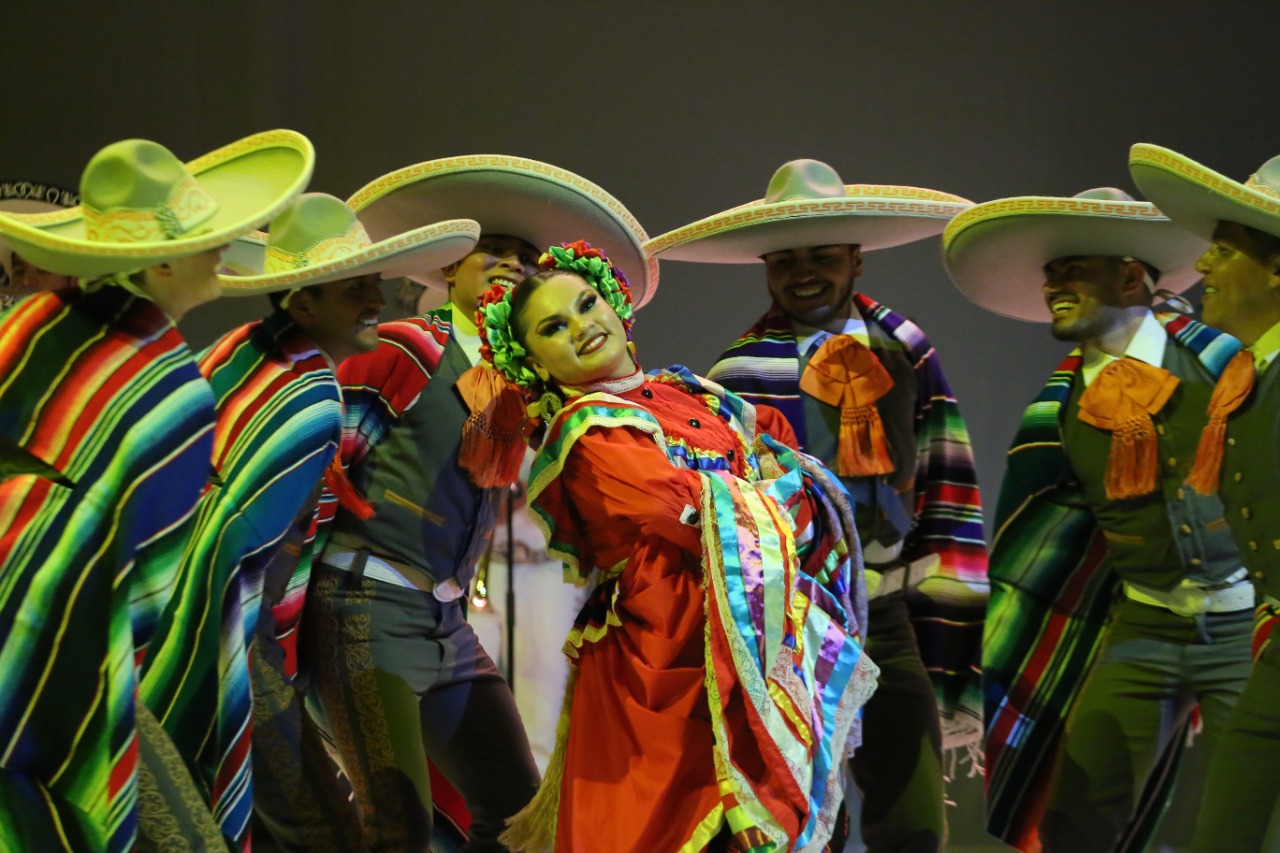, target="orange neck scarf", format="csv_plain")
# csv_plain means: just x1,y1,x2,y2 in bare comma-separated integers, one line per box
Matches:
799,335,895,477
1076,357,1179,500
457,364,528,488
1186,350,1255,495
